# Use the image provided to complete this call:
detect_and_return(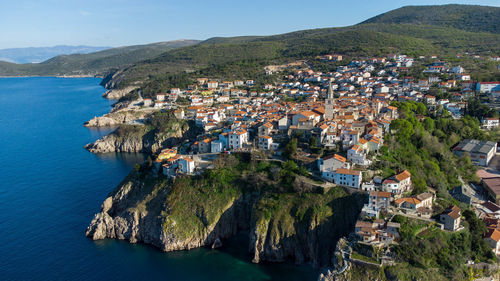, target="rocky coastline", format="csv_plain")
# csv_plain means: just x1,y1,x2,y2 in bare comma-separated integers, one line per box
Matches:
86,168,365,268
84,126,185,154
84,110,149,127
102,86,138,100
